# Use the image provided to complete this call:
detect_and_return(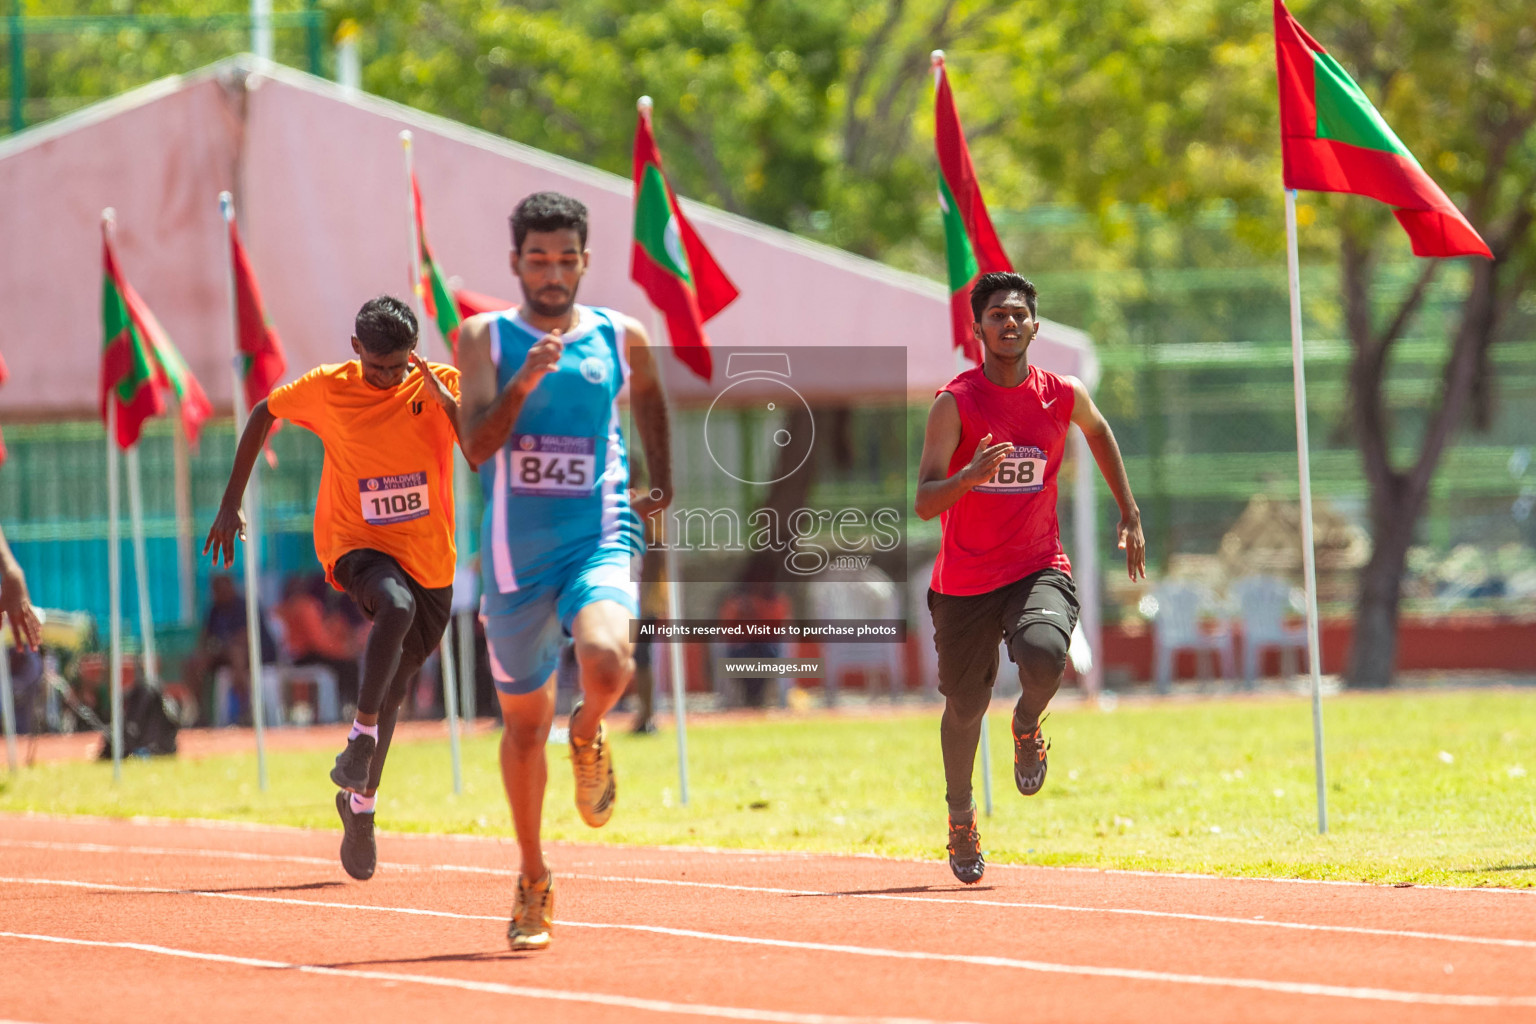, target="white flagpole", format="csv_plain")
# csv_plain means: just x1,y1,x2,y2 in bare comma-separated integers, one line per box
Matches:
221,192,269,791
107,399,124,781
401,130,462,793
646,301,690,807
102,209,125,781
637,102,690,802
124,445,159,693
457,606,475,723
1285,189,1328,834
